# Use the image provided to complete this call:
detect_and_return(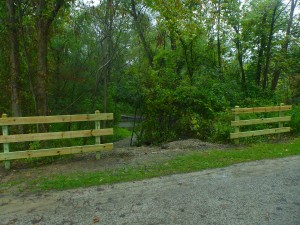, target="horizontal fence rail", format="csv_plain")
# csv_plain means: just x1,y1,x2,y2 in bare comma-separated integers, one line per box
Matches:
0,128,113,144
0,143,113,161
232,105,292,114
230,104,292,144
0,113,113,126
0,110,113,170
231,116,291,127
